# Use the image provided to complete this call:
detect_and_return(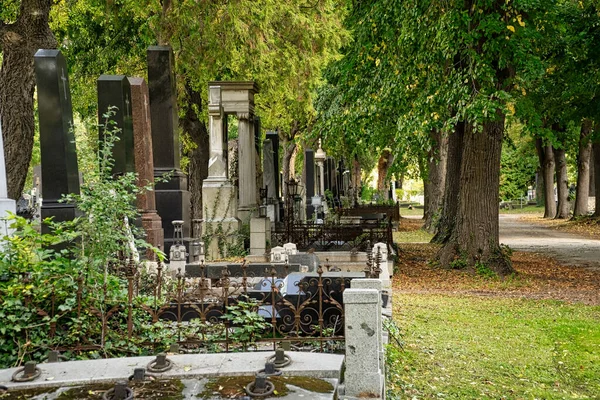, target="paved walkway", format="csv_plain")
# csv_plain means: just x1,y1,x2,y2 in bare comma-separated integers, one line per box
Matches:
499,214,600,269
